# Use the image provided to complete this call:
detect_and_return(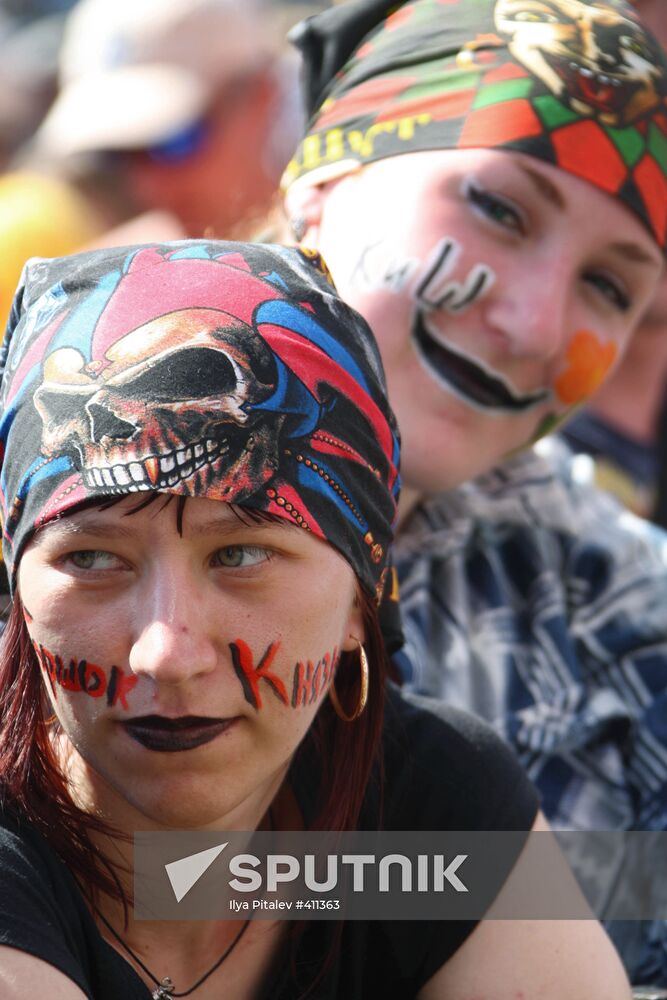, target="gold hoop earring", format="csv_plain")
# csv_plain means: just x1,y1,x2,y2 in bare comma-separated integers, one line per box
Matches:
42,713,57,725
329,639,369,722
